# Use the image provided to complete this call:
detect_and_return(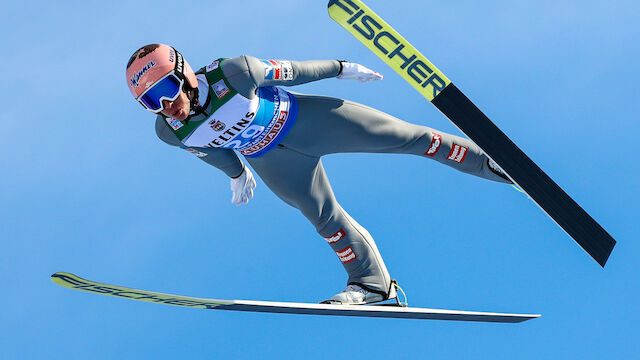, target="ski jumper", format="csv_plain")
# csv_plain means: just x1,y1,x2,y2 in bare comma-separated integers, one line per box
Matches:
155,55,510,297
